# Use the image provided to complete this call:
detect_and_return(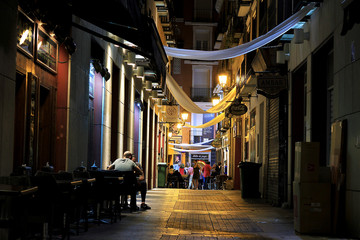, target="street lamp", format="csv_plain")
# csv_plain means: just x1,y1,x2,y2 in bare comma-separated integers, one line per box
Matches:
212,94,220,106
181,112,189,122
218,74,228,88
